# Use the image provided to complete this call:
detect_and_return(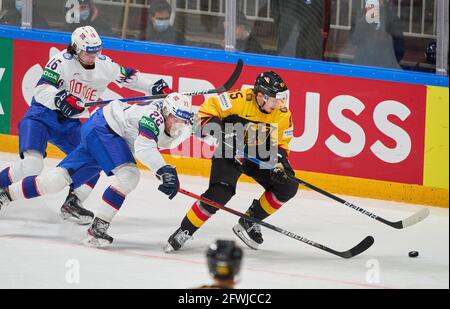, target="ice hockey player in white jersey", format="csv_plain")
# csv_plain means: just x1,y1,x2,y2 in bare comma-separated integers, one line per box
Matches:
0,92,193,248
0,25,172,225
